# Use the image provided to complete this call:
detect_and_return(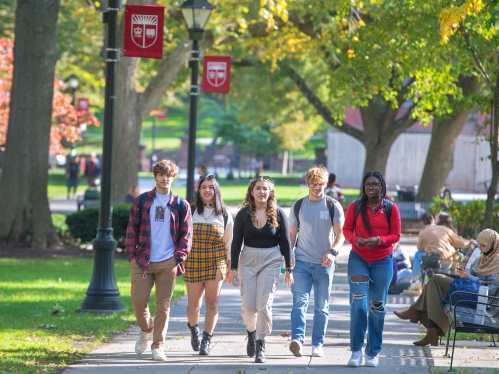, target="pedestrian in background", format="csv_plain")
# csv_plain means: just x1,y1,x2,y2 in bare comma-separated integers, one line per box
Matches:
184,174,233,356
84,152,101,186
66,156,80,199
343,170,401,368
227,176,293,364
